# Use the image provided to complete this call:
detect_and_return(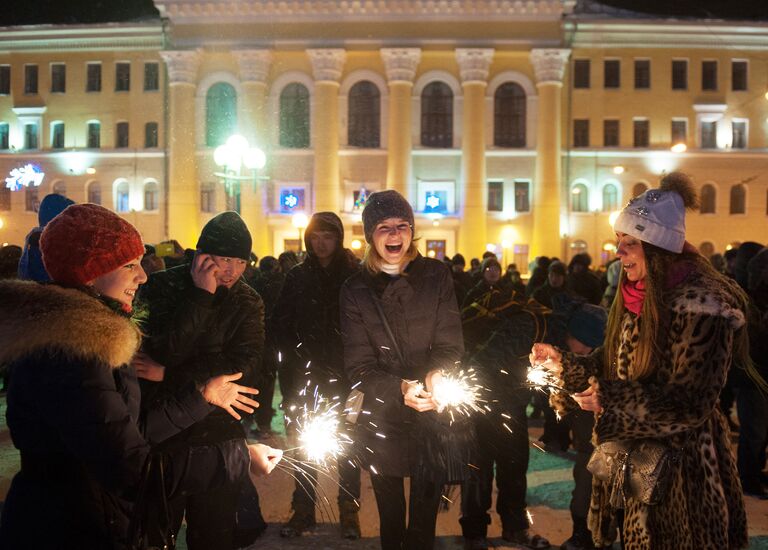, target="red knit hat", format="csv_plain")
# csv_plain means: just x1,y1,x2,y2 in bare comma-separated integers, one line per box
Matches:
40,204,144,287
